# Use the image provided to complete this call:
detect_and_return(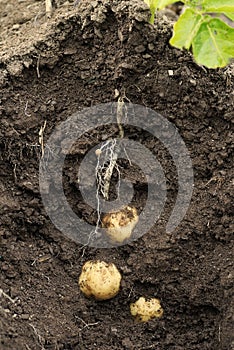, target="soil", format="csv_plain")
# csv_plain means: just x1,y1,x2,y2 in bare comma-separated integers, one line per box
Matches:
0,0,233,349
